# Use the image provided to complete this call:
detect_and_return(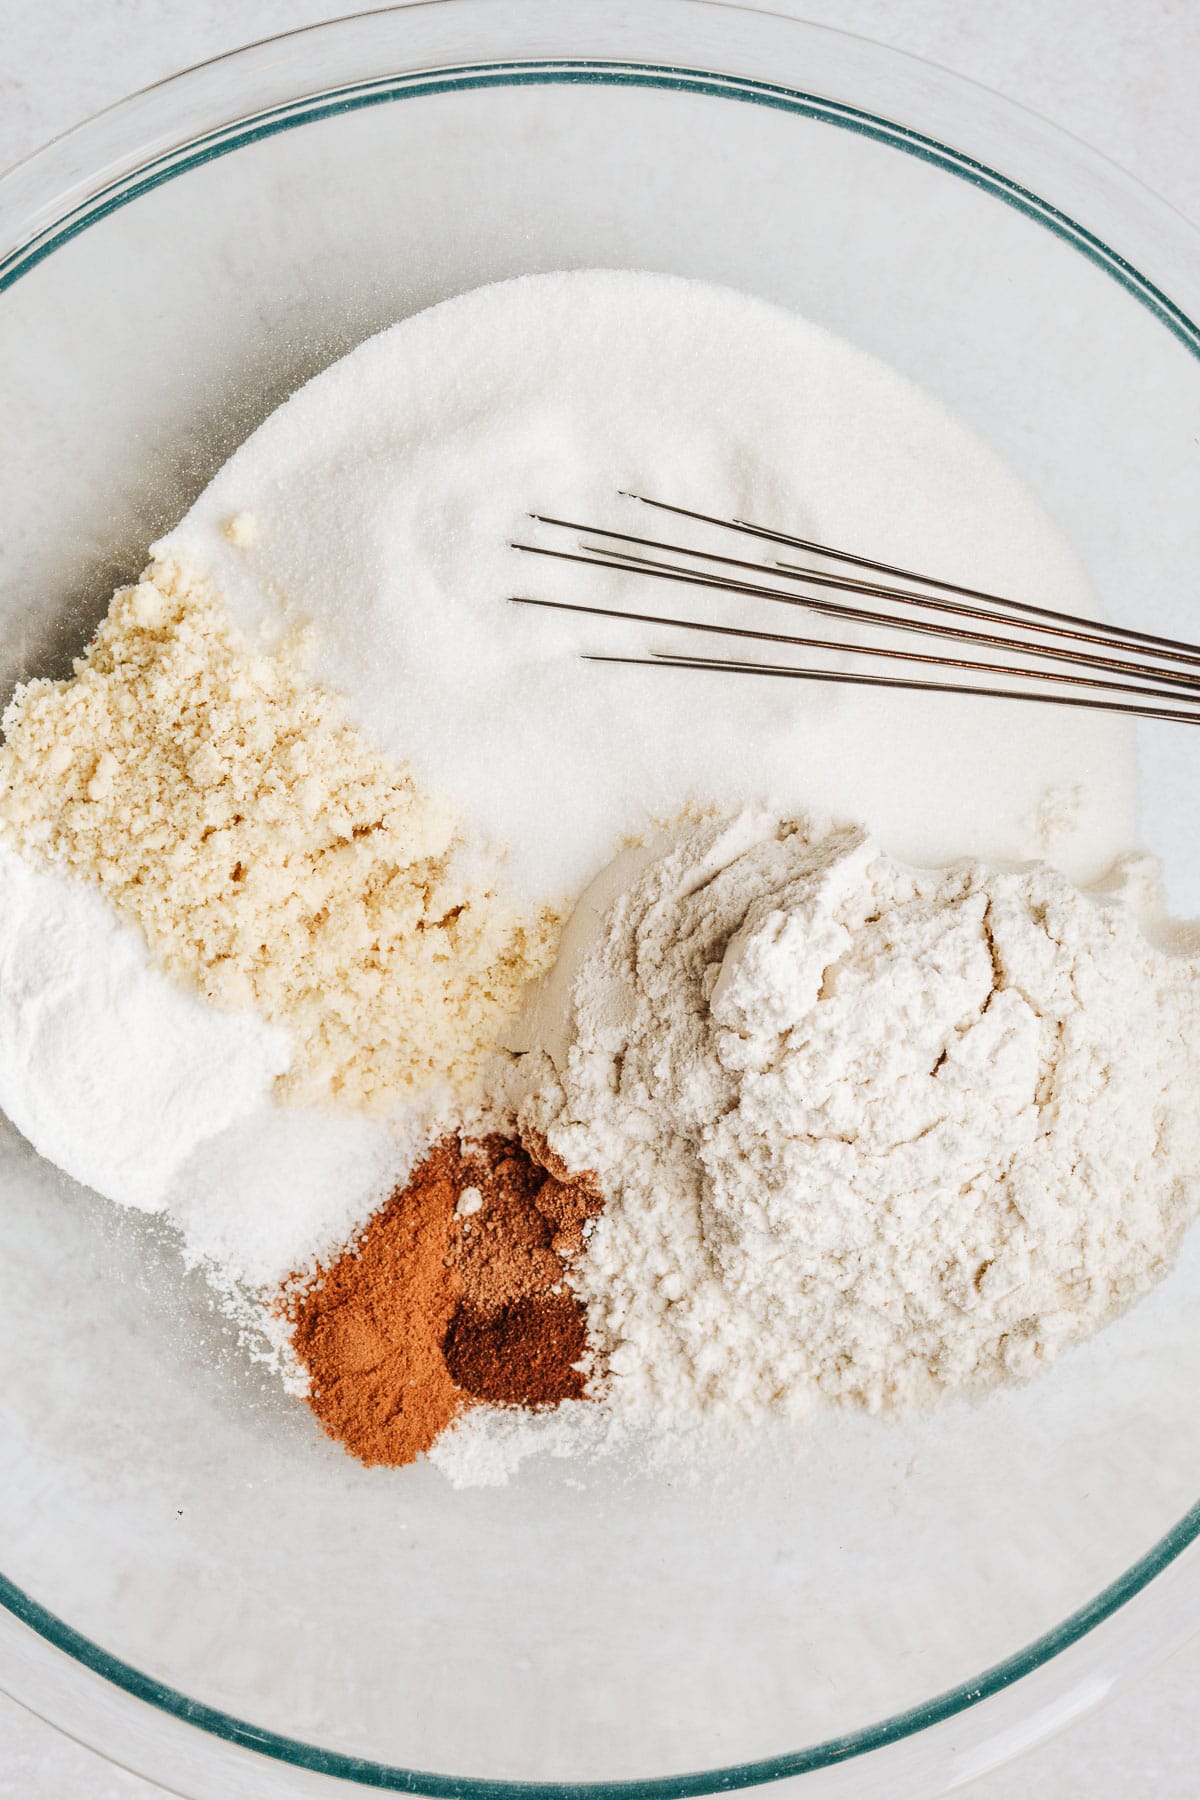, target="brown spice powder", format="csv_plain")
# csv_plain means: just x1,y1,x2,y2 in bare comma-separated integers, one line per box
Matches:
289,1139,466,1468
287,1133,602,1468
444,1295,590,1409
